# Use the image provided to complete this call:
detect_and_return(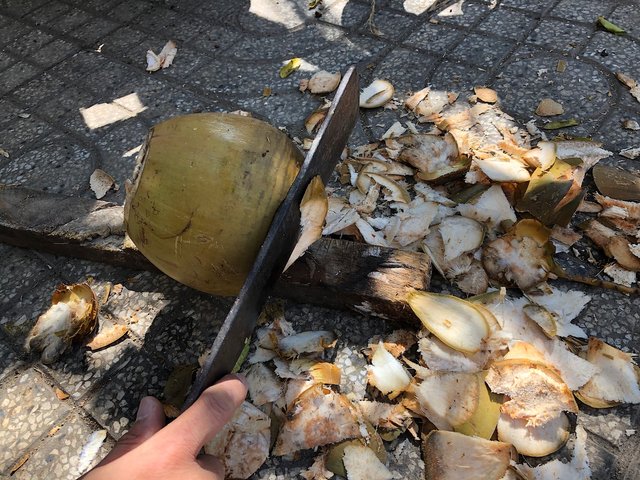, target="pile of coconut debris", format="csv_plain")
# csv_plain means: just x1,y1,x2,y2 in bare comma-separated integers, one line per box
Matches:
199,82,640,479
